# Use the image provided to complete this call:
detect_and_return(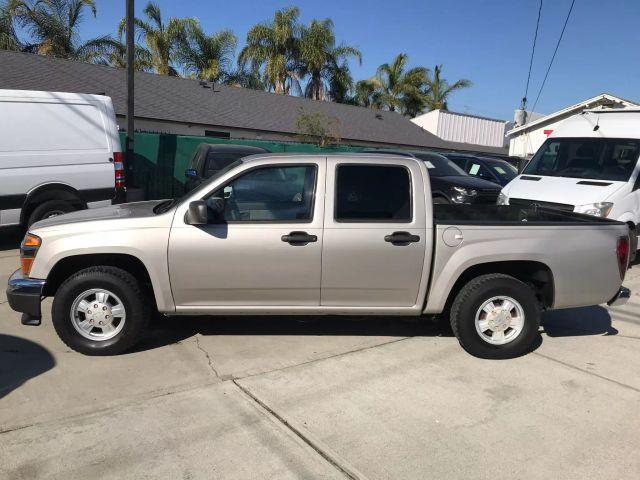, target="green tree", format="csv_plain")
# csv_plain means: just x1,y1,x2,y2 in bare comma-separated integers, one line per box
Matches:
370,53,429,115
0,2,20,50
351,79,381,108
93,39,153,72
238,6,302,94
119,2,195,76
222,63,266,90
423,64,472,111
295,107,341,147
299,18,361,101
178,23,236,82
7,0,115,60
